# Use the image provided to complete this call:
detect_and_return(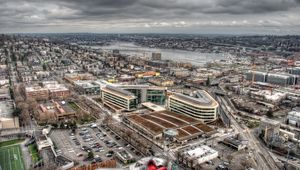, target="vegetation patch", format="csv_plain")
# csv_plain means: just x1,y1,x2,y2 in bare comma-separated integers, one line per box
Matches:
0,139,24,147
28,144,41,163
